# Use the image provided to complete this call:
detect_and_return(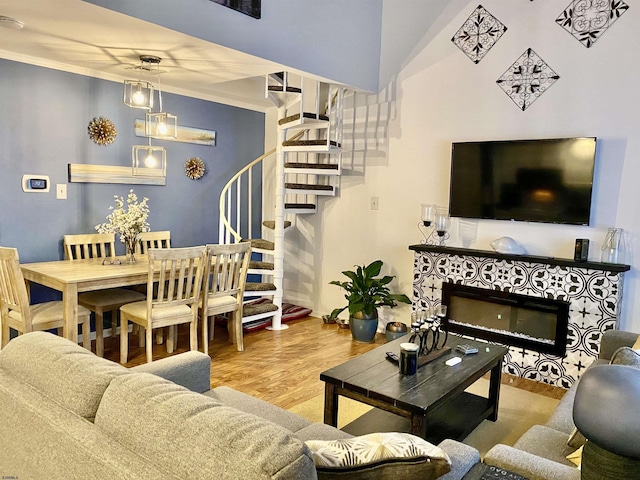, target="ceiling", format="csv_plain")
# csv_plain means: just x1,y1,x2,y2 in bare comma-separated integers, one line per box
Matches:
0,0,293,111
